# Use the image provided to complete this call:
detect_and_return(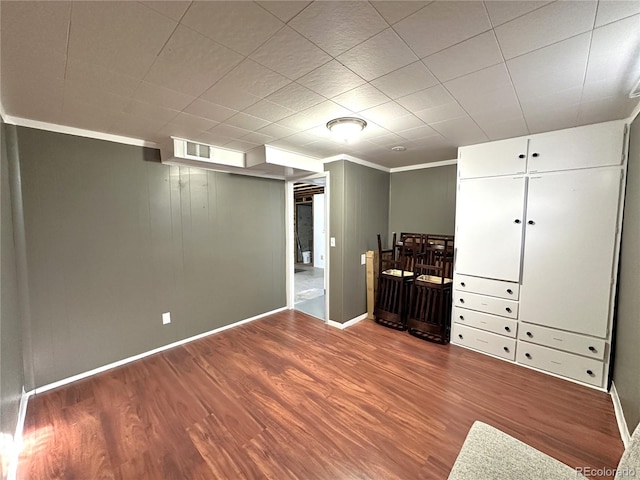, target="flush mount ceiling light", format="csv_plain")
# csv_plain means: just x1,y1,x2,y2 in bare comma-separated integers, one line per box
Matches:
391,145,407,152
326,117,367,143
